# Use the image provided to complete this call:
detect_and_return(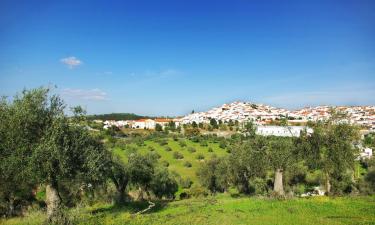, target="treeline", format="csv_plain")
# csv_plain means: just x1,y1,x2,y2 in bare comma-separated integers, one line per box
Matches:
196,120,375,197
87,113,148,121
0,88,177,224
